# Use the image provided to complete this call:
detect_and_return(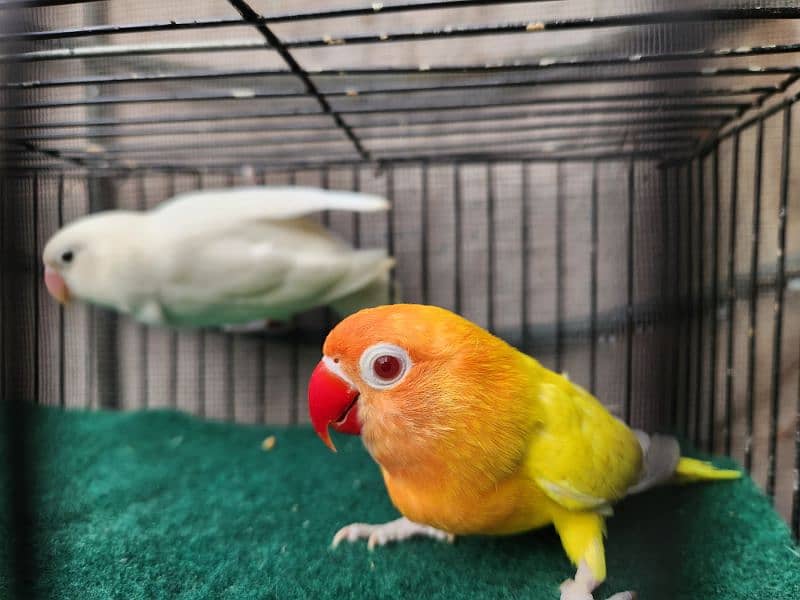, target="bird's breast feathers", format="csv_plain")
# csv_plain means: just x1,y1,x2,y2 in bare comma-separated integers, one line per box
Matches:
381,463,556,536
